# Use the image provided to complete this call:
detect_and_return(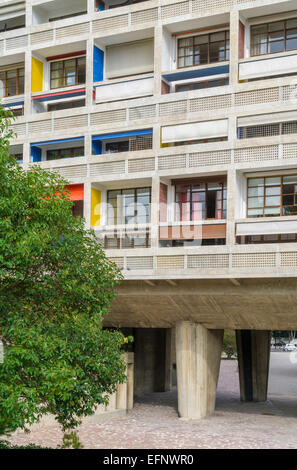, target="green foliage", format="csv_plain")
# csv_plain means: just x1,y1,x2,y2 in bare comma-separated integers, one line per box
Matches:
0,105,127,440
222,330,237,359
0,439,48,449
